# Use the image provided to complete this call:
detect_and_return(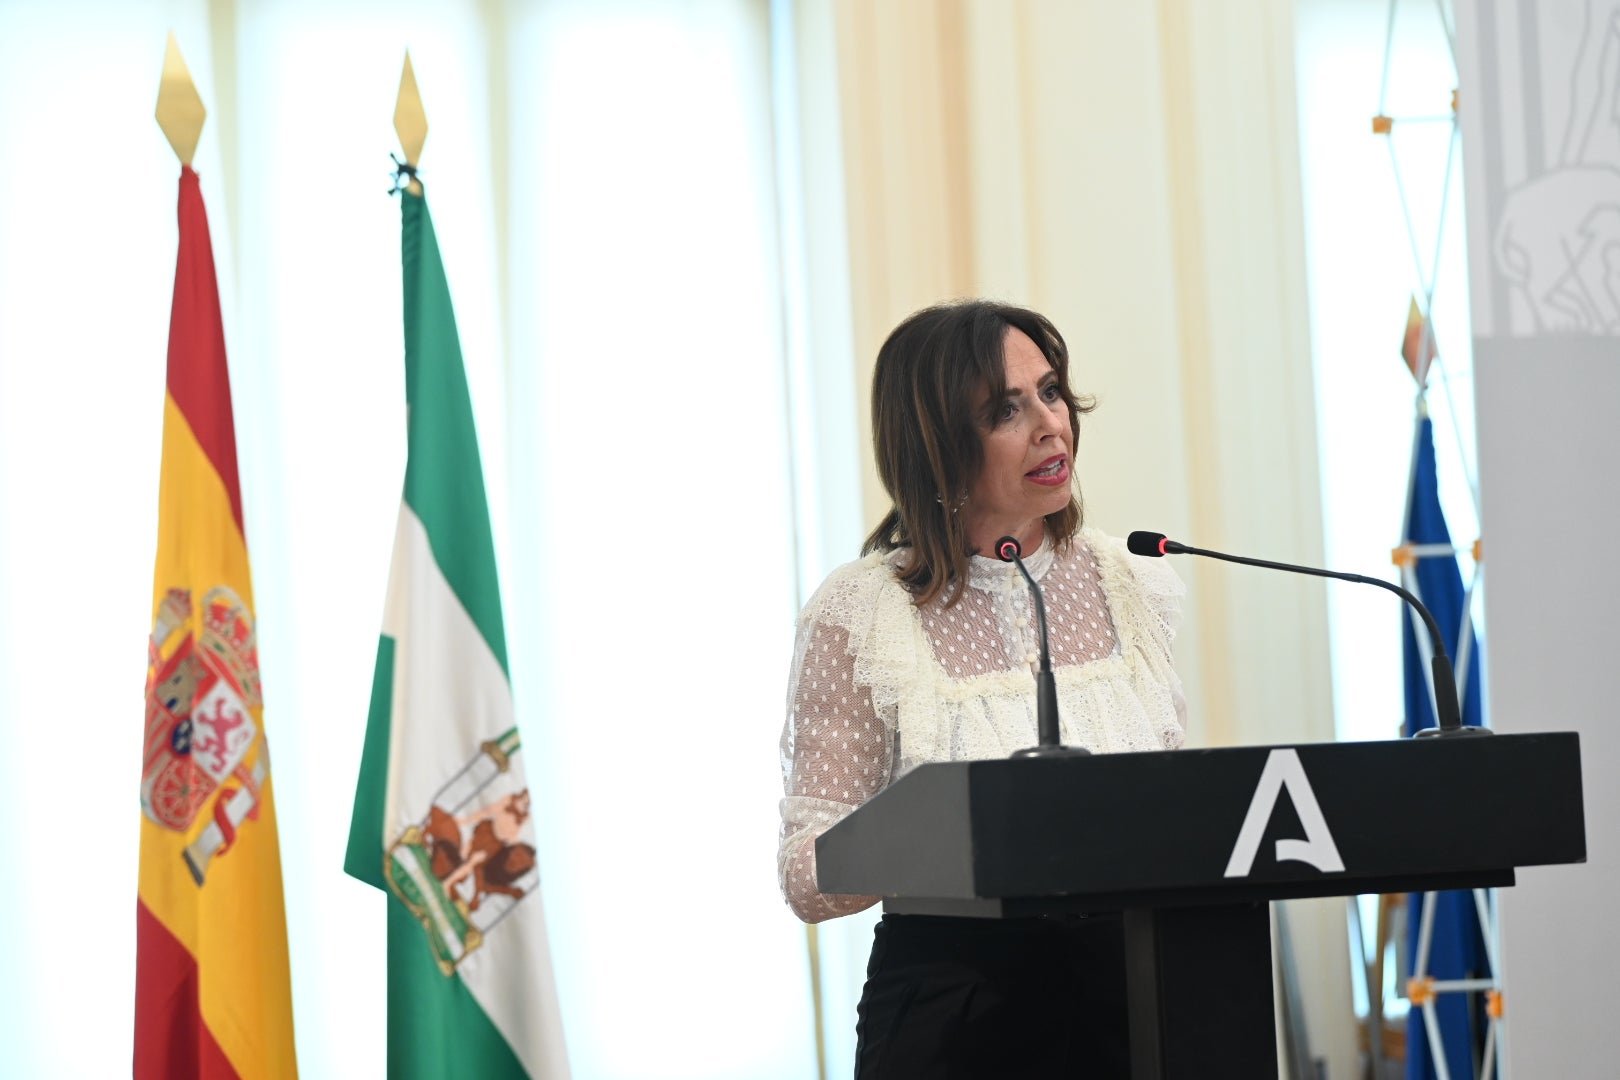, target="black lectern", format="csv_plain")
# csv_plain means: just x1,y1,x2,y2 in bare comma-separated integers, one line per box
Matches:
816,733,1585,1079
